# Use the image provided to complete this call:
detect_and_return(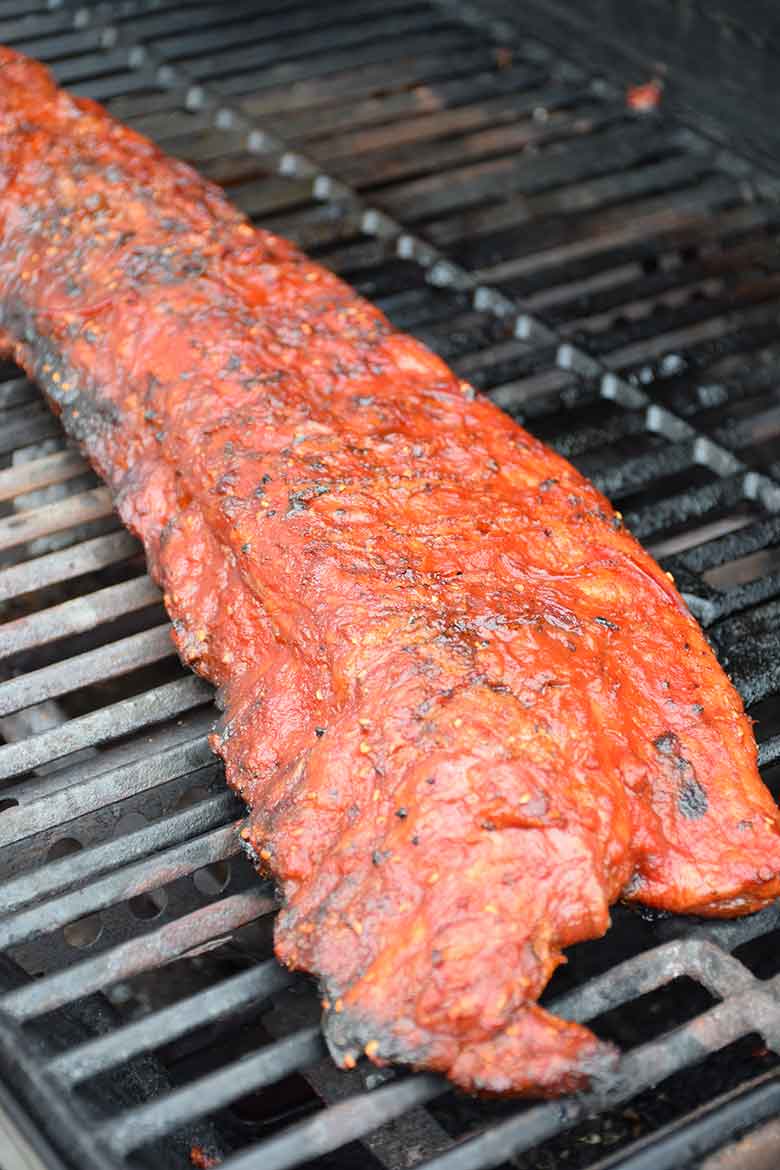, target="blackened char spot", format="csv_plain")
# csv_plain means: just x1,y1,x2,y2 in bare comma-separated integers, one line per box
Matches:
653,732,679,756
678,776,708,820
653,730,708,819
